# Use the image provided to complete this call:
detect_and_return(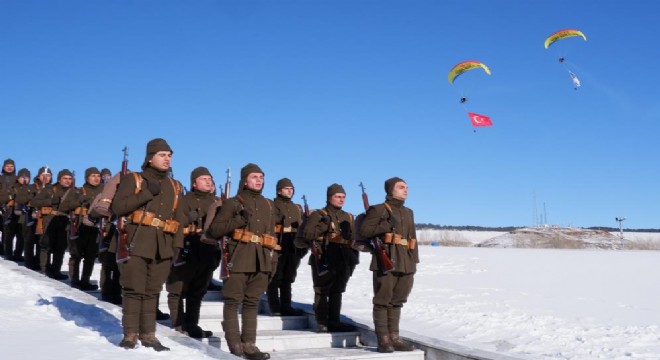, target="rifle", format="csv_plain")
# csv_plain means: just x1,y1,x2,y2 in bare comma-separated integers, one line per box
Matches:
116,146,131,263
303,195,329,276
69,171,81,240
219,168,231,280
359,182,394,273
